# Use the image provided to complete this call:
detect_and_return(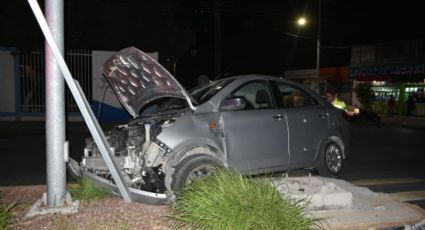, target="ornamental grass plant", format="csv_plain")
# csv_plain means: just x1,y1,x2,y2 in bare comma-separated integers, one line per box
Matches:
69,177,110,203
168,169,321,230
0,201,15,230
